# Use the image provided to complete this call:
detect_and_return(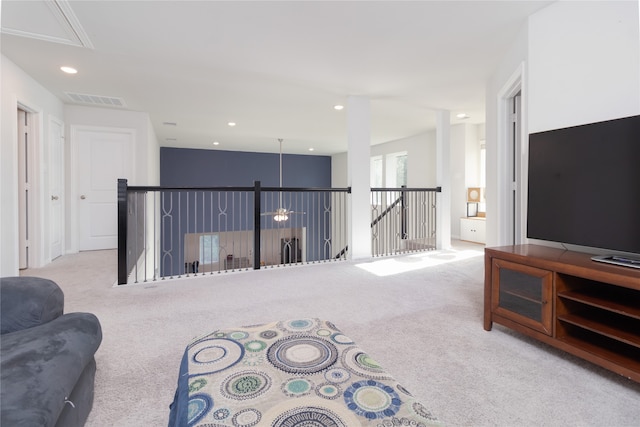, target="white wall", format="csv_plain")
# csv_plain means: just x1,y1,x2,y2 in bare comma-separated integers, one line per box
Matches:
528,1,640,132
1,55,65,276
147,120,160,184
449,123,484,239
331,131,437,188
65,105,159,186
485,19,529,248
0,55,161,276
449,125,466,239
464,124,482,188
332,128,483,242
331,151,348,187
371,131,437,188
485,0,640,249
